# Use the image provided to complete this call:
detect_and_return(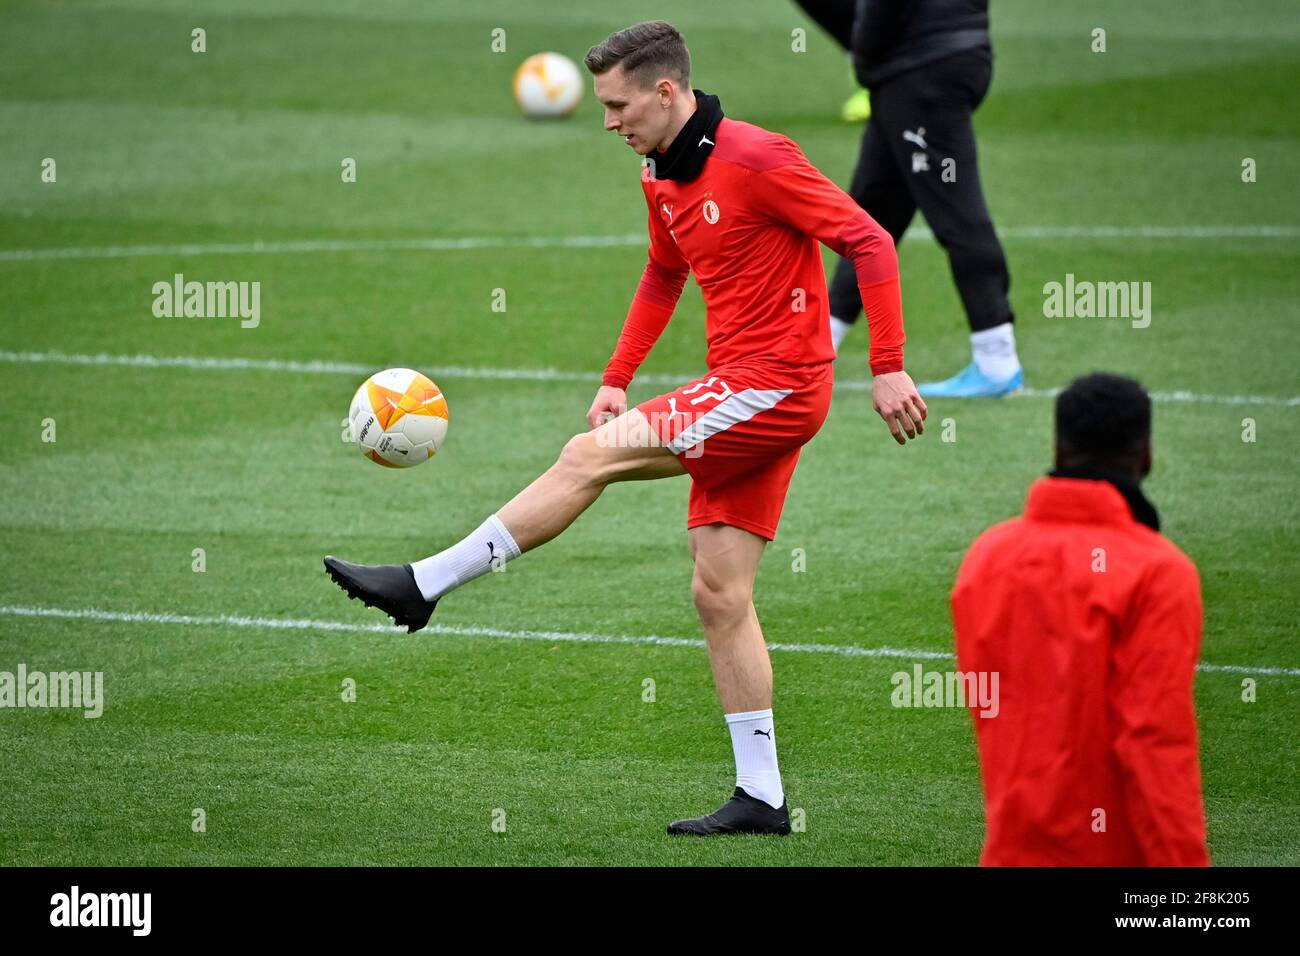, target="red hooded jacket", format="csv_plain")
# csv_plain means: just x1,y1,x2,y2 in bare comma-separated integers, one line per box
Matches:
952,476,1209,866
